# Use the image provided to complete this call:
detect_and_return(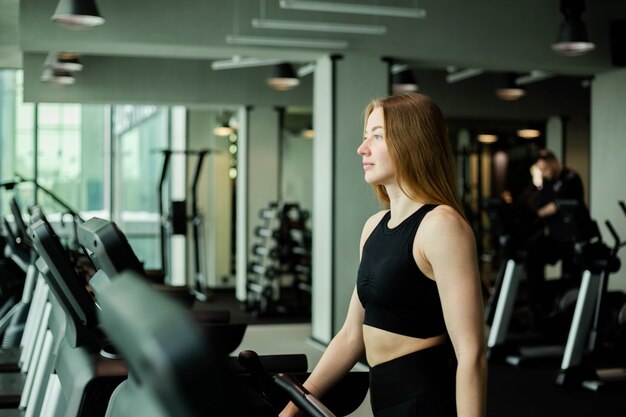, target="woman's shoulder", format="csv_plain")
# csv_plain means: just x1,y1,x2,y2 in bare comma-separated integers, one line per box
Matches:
423,204,472,236
363,209,388,231
366,209,388,225
359,209,388,245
